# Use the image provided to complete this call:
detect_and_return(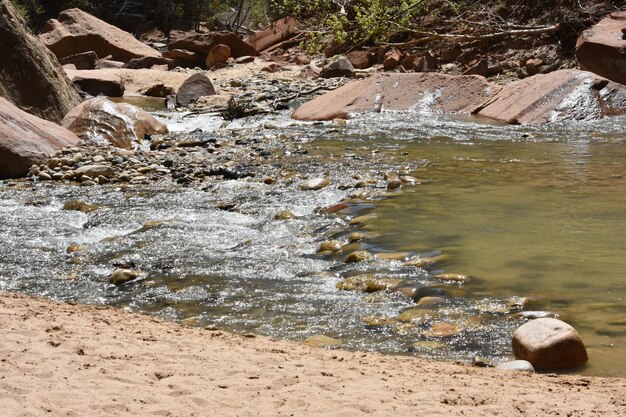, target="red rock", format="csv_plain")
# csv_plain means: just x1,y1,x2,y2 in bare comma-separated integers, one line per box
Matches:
123,56,175,70
0,97,79,179
347,50,373,70
463,59,489,76
244,17,299,52
65,69,125,97
294,55,311,65
512,318,588,370
292,73,499,121
206,44,231,68
525,58,543,75
162,48,204,65
383,49,402,71
320,56,354,78
168,32,258,58
477,69,626,124
176,73,216,107
58,51,98,70
39,8,160,63
576,12,626,85
62,97,168,148
142,84,175,98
